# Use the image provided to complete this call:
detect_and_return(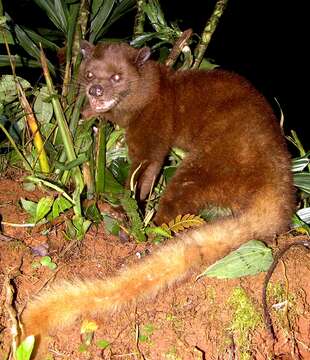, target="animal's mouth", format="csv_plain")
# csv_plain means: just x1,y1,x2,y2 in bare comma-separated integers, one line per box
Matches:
89,96,118,113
